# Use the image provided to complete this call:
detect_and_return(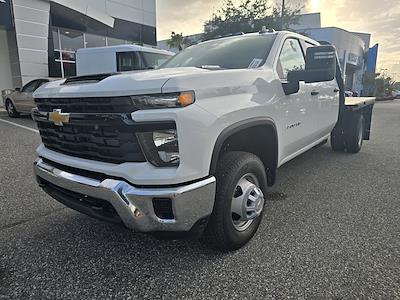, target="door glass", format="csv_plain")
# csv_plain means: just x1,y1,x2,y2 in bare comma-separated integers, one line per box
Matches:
277,39,305,79
22,80,38,93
